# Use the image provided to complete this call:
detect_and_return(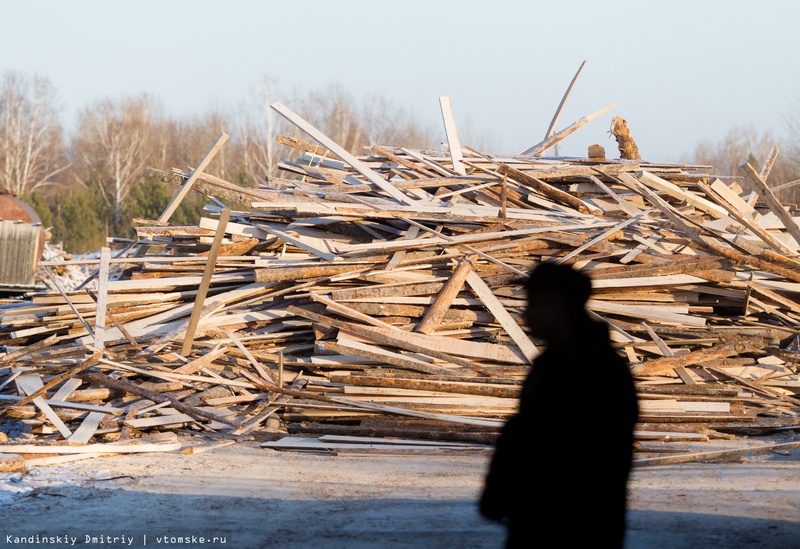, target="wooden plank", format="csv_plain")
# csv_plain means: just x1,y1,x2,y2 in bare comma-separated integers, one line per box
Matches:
0,442,183,454
641,322,695,385
582,174,644,217
51,378,83,402
587,299,706,327
319,434,489,448
14,351,103,408
158,132,229,223
633,440,800,467
639,400,730,413
0,394,124,414
710,178,759,219
261,436,490,453
181,208,230,355
544,60,586,139
0,334,58,363
497,163,602,215
173,345,229,375
271,102,417,205
521,102,617,156
328,397,504,428
638,171,729,219
319,340,462,376
225,330,276,386
558,212,646,264
67,411,106,444
15,373,72,439
465,270,538,362
93,247,111,349
439,96,466,176
416,259,473,334
123,414,194,429
699,180,795,255
631,337,770,376
739,160,800,248
287,306,517,370
259,225,339,261
353,316,527,365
